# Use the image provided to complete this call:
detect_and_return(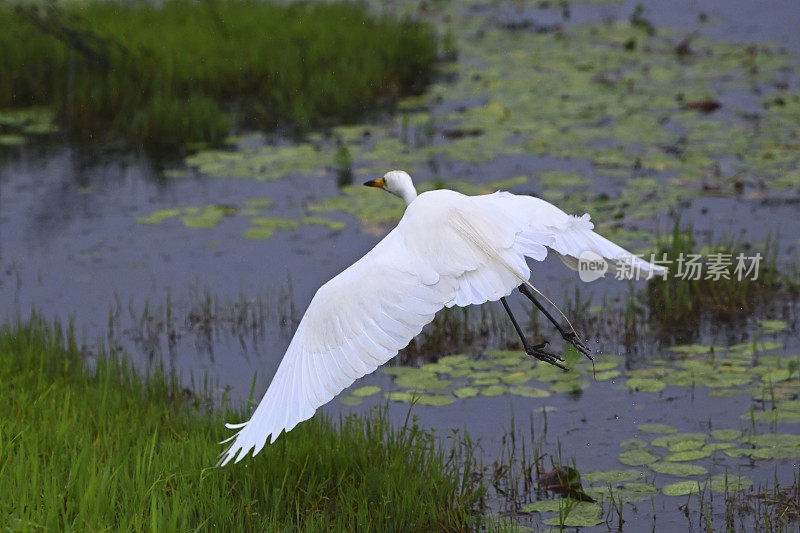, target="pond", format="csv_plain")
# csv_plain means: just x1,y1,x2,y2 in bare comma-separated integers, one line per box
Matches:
1,0,799,530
